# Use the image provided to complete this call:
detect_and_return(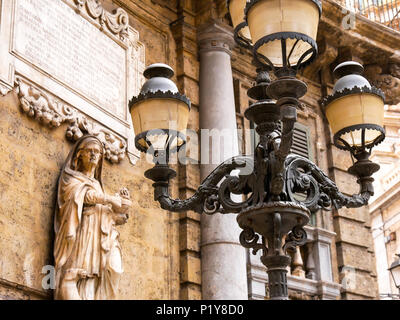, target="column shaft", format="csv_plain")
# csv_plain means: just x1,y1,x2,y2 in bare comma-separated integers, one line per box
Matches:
198,22,248,300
